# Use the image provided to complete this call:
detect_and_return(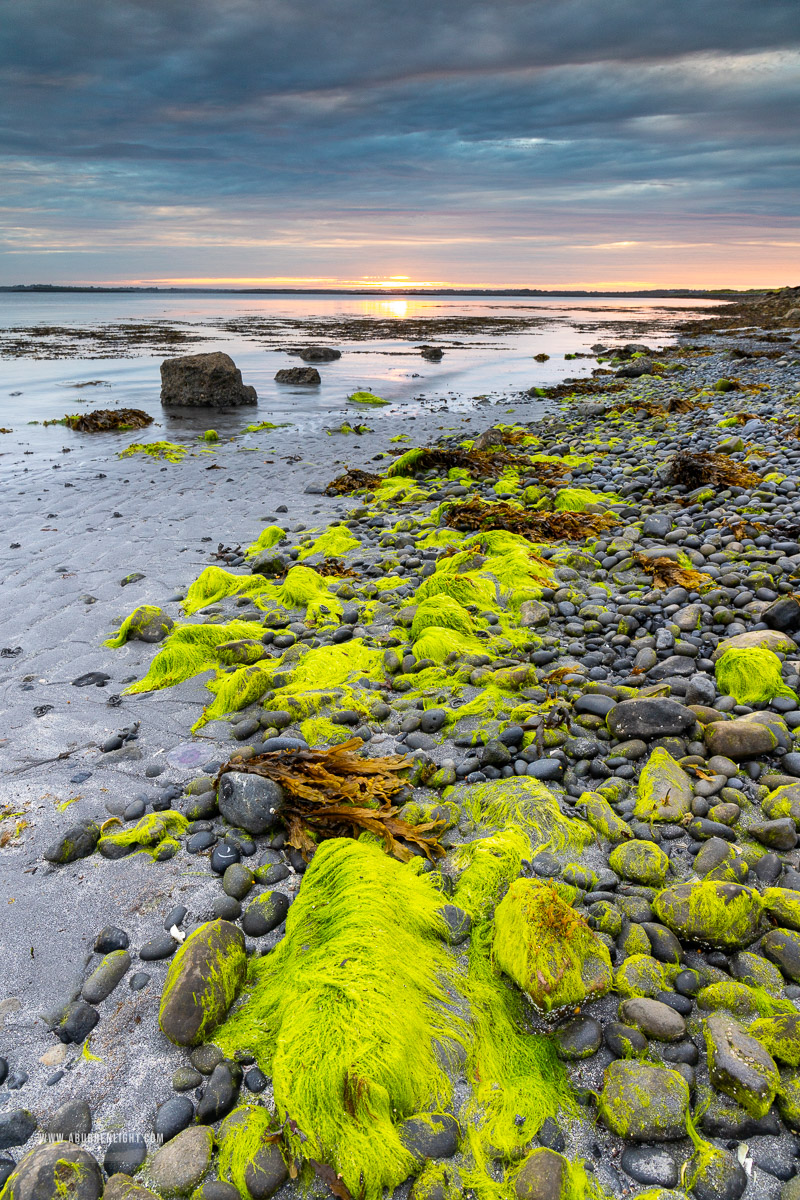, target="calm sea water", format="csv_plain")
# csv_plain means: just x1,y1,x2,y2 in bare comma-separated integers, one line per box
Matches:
0,293,721,453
